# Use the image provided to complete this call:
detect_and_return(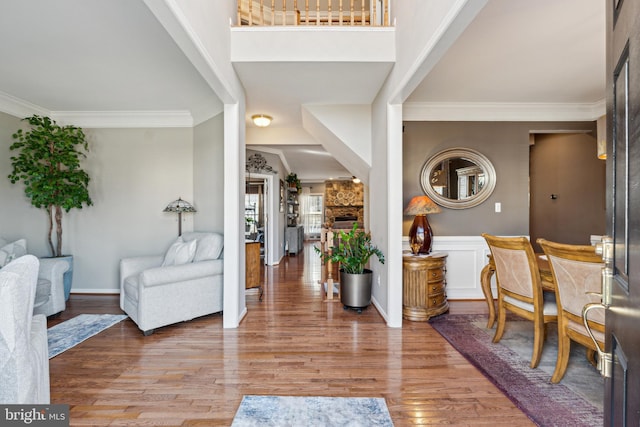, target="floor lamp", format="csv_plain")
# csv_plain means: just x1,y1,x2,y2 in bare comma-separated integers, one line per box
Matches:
163,197,196,236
